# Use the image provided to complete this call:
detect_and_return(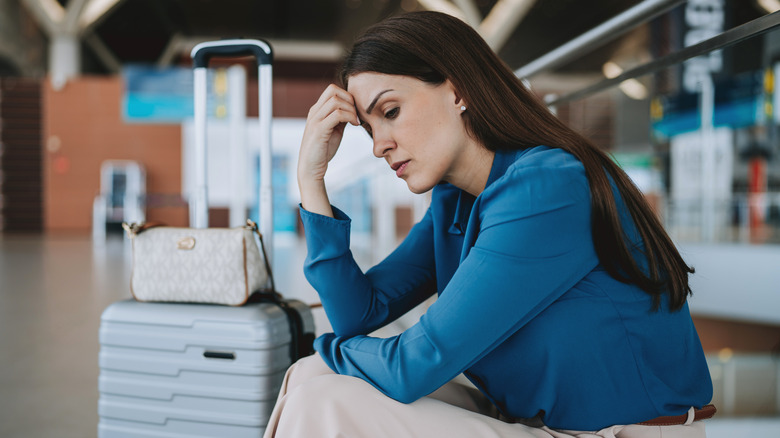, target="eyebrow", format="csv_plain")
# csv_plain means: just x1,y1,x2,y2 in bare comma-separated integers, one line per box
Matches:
366,89,393,115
